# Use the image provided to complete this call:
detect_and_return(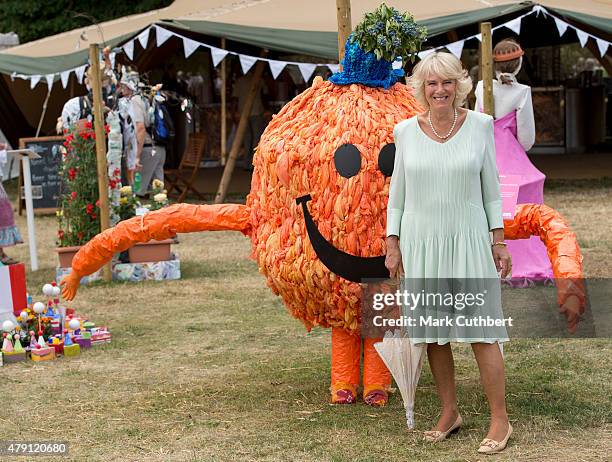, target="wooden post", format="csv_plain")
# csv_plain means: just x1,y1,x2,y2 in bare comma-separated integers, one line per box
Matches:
336,0,352,66
220,38,227,166
88,44,112,282
214,59,266,204
480,22,494,116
